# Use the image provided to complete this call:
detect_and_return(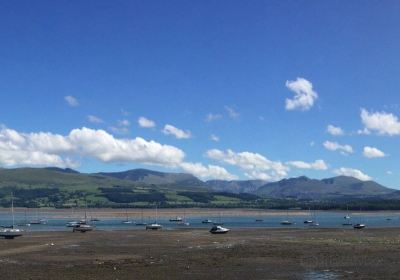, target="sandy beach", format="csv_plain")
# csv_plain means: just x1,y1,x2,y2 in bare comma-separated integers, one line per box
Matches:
0,228,399,279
